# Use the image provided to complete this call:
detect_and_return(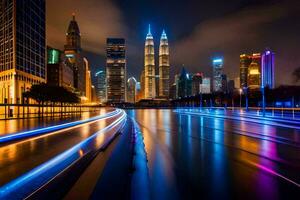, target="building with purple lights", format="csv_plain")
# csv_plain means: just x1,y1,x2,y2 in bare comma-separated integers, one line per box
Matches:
261,49,275,89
